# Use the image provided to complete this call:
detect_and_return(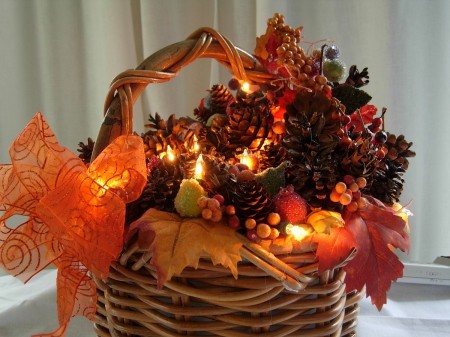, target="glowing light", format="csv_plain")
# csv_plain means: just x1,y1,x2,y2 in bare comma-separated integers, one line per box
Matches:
193,135,199,153
195,154,204,180
242,82,250,93
285,224,309,241
166,145,175,161
240,148,259,171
